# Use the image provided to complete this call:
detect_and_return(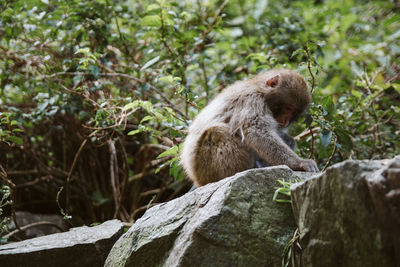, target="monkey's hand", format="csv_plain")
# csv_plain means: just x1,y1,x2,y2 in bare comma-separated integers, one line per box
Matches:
297,159,319,172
